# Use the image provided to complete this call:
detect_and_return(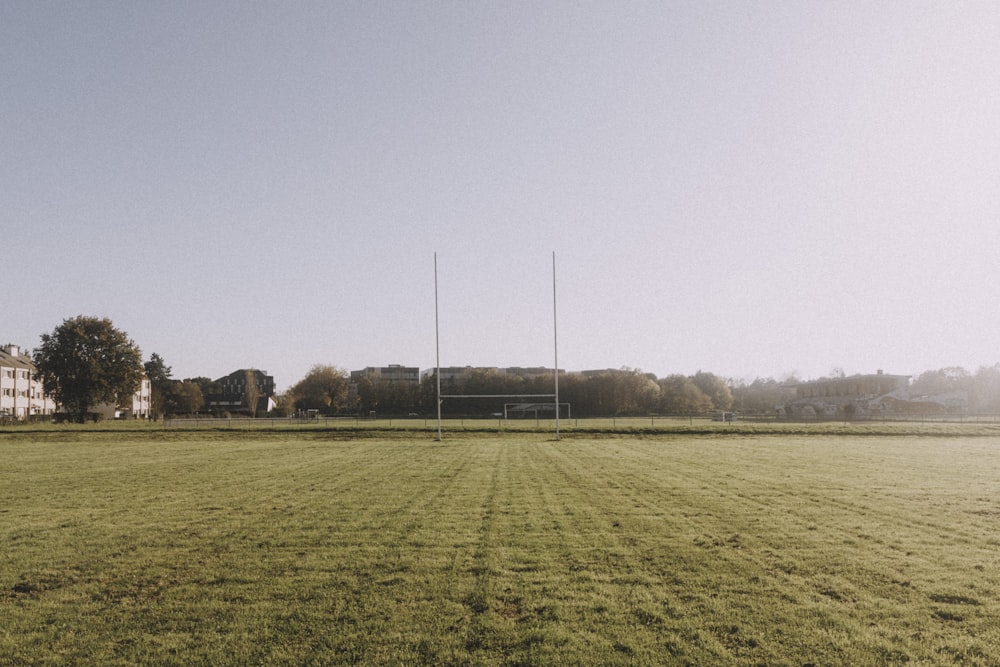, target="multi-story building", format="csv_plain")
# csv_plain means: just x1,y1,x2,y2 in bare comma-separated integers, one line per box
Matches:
501,367,561,380
419,366,498,384
419,366,562,385
0,344,55,419
93,376,152,420
2,343,152,420
351,365,420,386
204,369,276,415
791,371,910,400
350,365,421,404
785,370,913,419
